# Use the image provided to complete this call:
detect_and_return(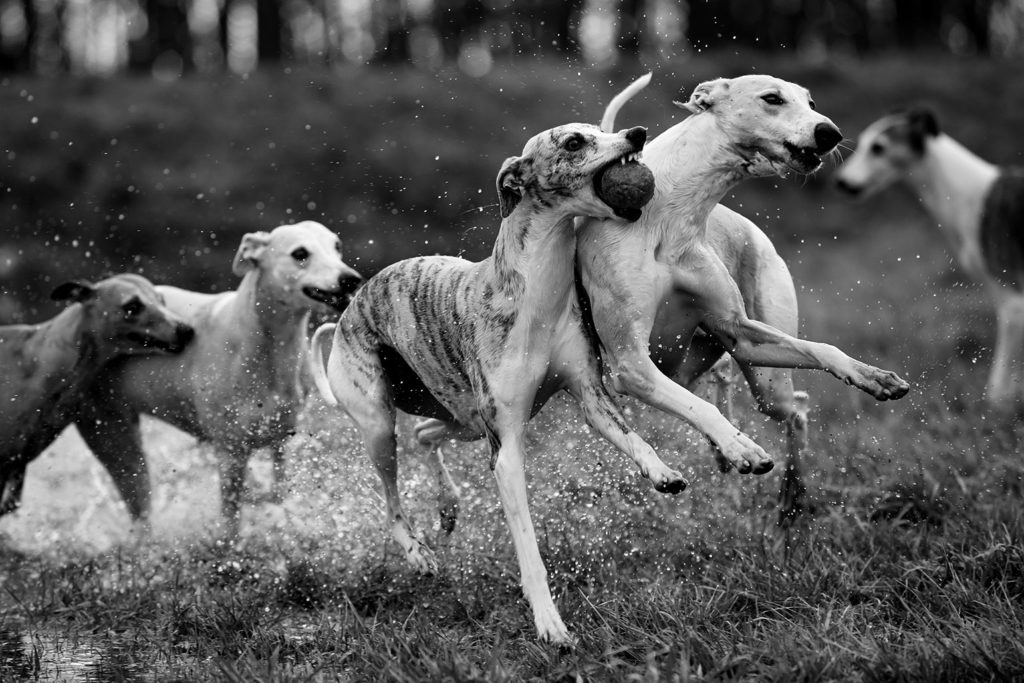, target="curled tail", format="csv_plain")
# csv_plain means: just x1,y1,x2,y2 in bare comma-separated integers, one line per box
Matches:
310,322,338,406
601,72,652,133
